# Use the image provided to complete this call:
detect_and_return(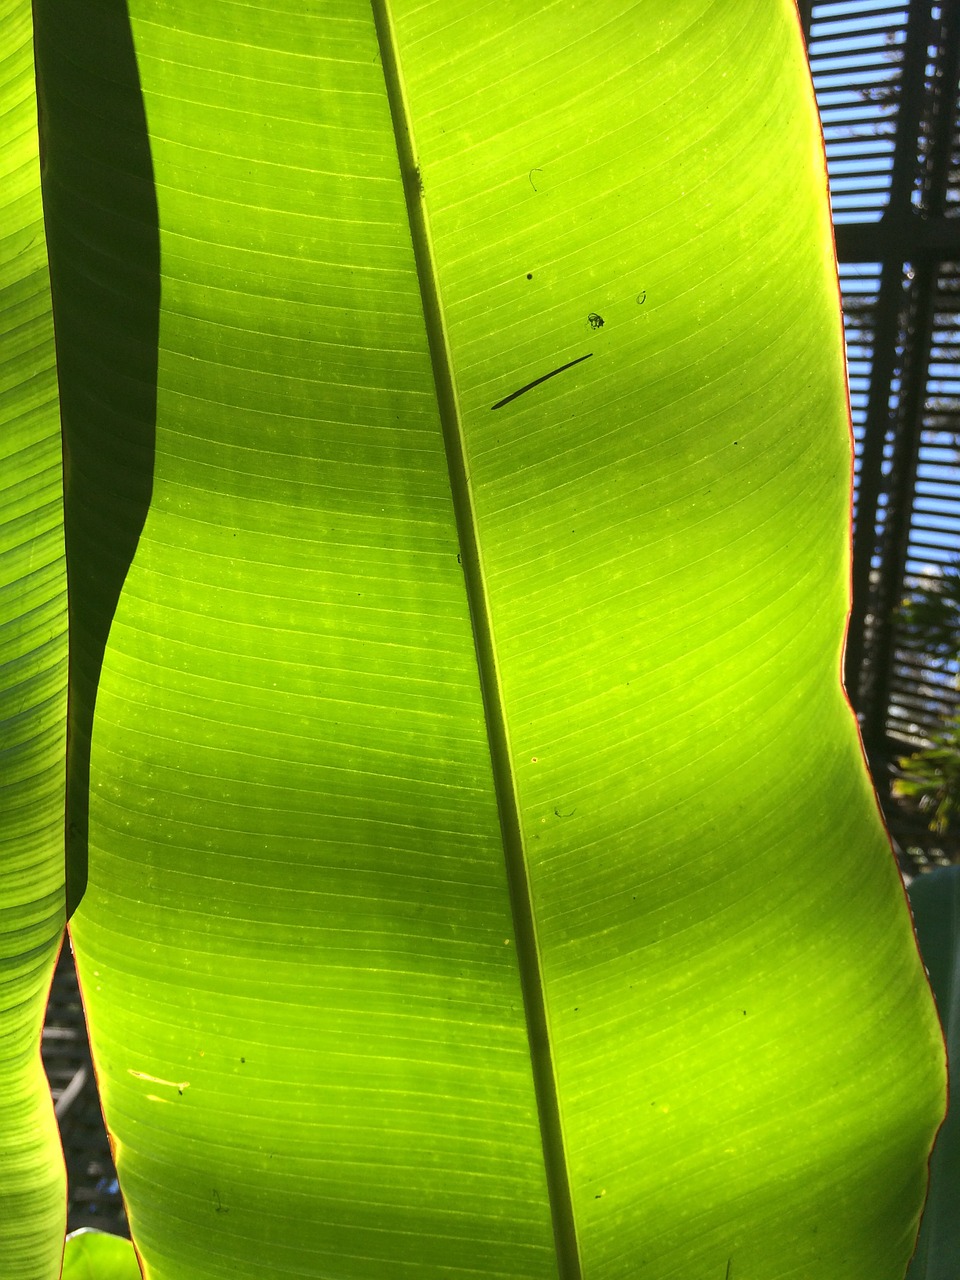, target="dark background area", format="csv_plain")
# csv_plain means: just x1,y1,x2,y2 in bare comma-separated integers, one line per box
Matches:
44,945,125,1234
